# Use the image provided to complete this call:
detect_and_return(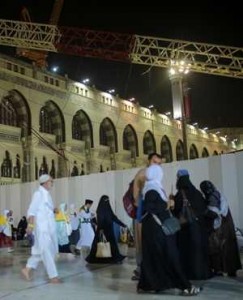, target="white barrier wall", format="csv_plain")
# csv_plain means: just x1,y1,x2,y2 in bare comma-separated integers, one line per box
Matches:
0,152,242,230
